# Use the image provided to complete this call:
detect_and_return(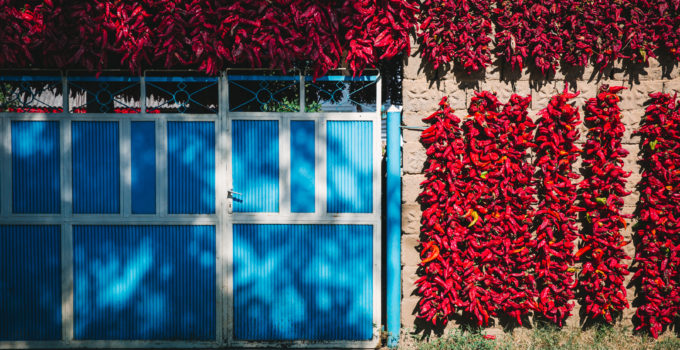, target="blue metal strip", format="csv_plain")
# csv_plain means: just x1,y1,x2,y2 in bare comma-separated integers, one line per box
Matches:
306,75,378,82
0,225,61,340
233,224,373,340
327,121,373,213
11,121,61,213
144,77,218,83
227,75,300,82
68,76,140,83
0,76,62,82
167,122,215,214
290,121,315,213
131,122,156,214
232,120,279,212
68,76,140,82
73,225,216,340
385,107,402,347
72,121,120,214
